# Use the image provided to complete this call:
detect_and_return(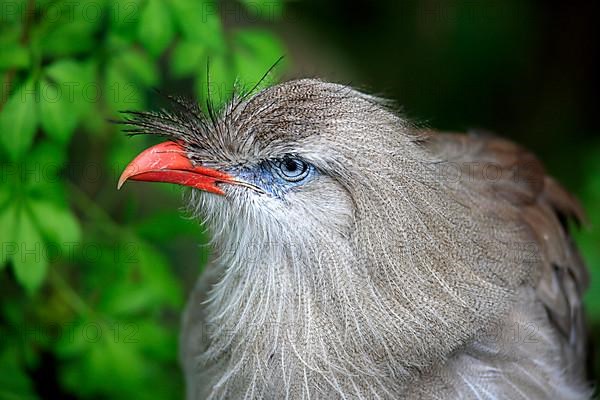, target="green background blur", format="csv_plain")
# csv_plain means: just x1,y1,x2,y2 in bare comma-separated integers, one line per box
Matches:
0,0,598,398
